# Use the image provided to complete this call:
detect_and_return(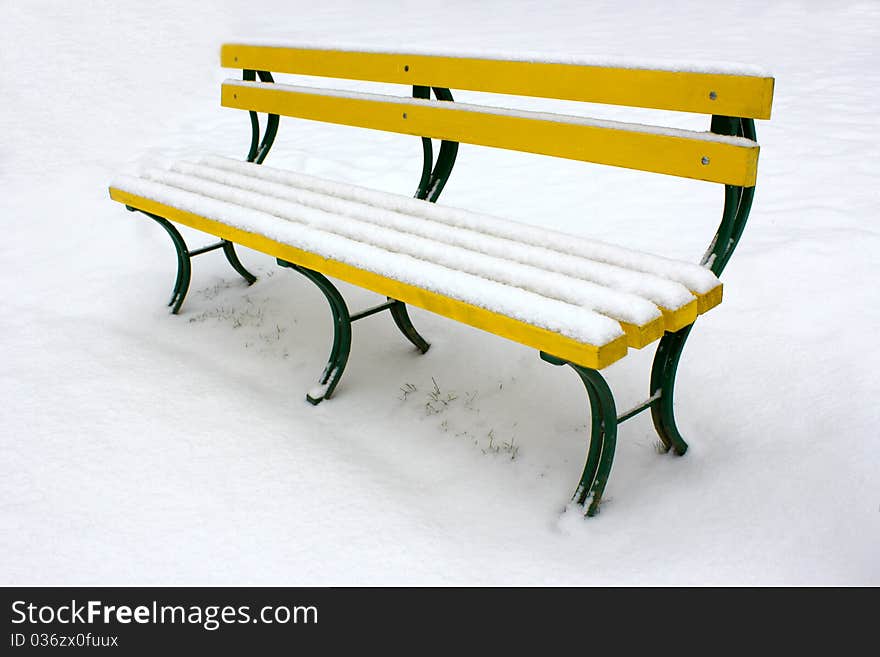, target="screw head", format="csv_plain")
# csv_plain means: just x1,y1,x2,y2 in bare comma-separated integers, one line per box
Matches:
701,156,710,165
402,112,407,119
404,65,409,72
709,91,717,100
